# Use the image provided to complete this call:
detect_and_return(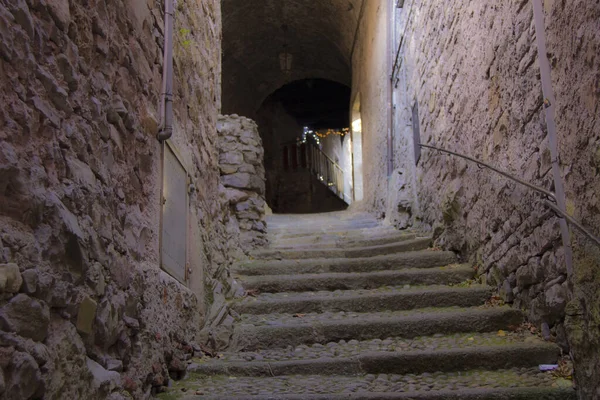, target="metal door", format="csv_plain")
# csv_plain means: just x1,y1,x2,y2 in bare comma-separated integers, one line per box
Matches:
161,143,188,283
